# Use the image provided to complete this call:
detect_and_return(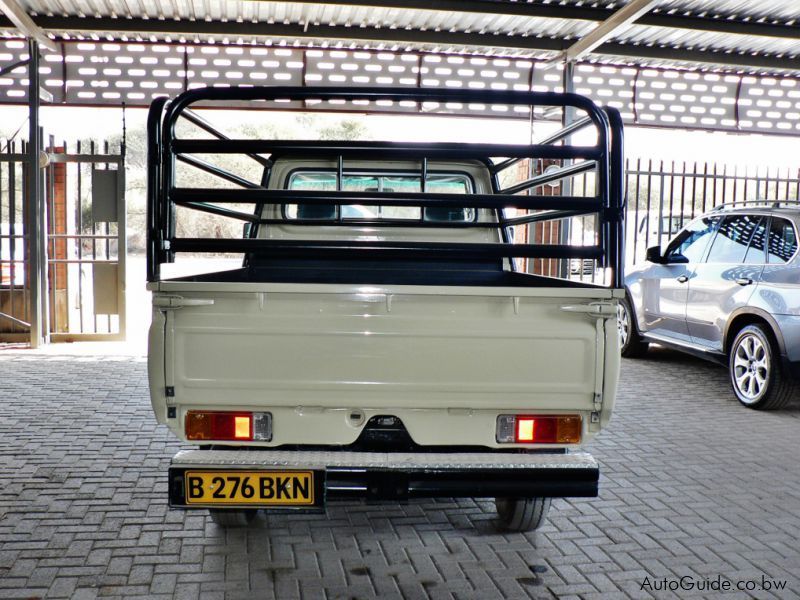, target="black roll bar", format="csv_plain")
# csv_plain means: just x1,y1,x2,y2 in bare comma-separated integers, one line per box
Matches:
169,188,602,212
169,238,604,261
147,86,624,286
146,96,169,279
499,161,596,196
177,154,263,190
491,116,594,174
604,106,626,283
182,109,271,168
170,139,601,161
